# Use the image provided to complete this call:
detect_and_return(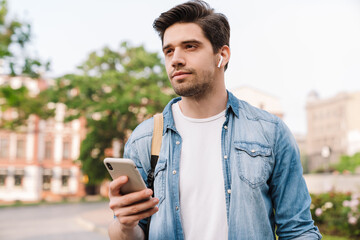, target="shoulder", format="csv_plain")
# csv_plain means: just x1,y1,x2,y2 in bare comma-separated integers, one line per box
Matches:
123,117,155,172
237,99,280,125
232,97,293,147
227,90,280,125
237,100,296,151
126,117,154,146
